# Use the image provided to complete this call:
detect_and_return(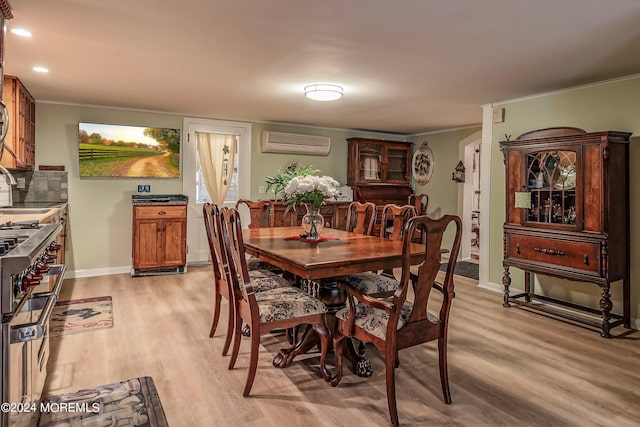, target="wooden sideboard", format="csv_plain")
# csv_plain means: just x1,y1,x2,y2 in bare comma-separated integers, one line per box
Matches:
347,137,414,235
500,127,631,337
272,201,350,230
